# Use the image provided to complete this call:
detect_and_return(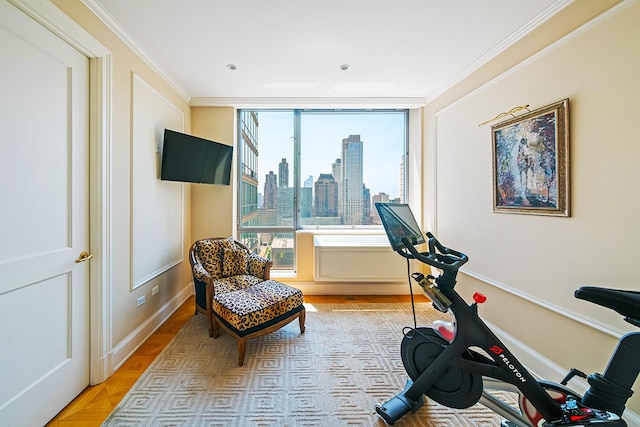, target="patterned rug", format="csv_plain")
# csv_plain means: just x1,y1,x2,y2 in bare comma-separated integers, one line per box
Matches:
102,303,508,426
